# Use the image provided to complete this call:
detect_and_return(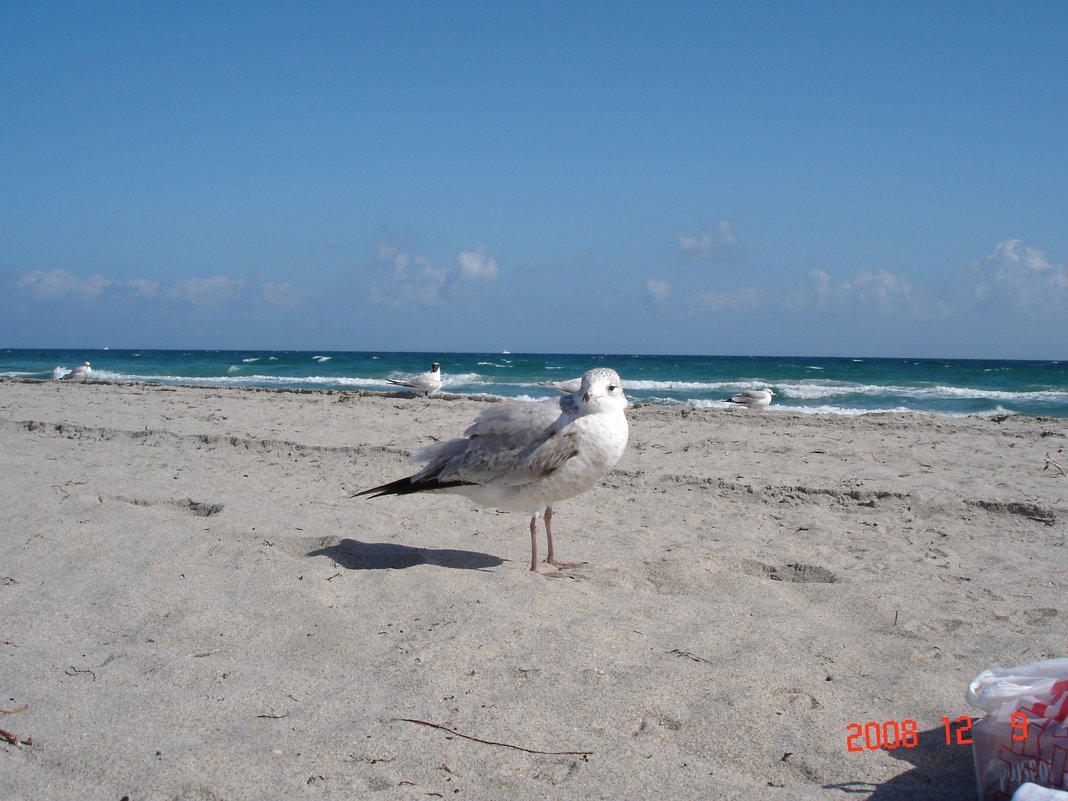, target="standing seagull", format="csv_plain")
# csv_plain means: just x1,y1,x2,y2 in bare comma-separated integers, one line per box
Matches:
387,362,443,396
61,361,93,381
356,367,630,572
725,388,775,409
